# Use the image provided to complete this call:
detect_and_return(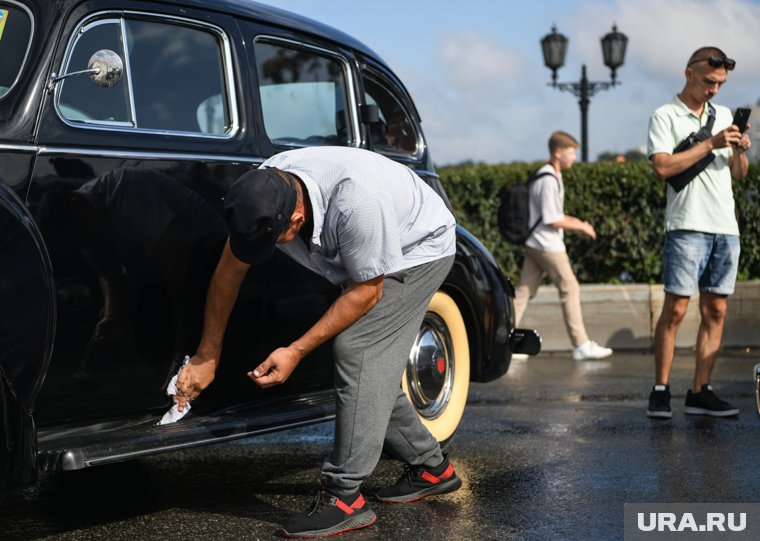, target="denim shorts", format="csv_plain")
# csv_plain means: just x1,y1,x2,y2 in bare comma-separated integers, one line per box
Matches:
663,230,740,296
